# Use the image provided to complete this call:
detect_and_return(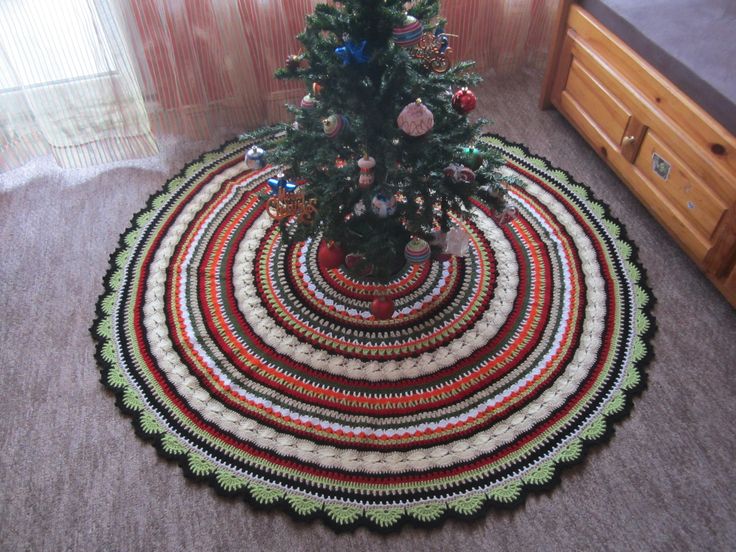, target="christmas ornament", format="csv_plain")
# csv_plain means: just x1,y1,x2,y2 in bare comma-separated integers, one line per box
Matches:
323,114,349,138
393,15,423,48
317,241,345,270
404,237,431,264
345,253,373,277
353,200,367,216
285,54,302,71
370,295,394,320
444,163,476,183
398,99,434,137
266,187,317,224
335,40,370,65
244,145,266,170
461,147,483,170
357,155,376,189
335,157,347,169
370,192,397,218
413,25,454,73
485,182,506,199
300,94,316,109
267,173,298,195
430,230,452,261
451,87,477,114
312,82,323,96
497,204,518,226
445,227,470,257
